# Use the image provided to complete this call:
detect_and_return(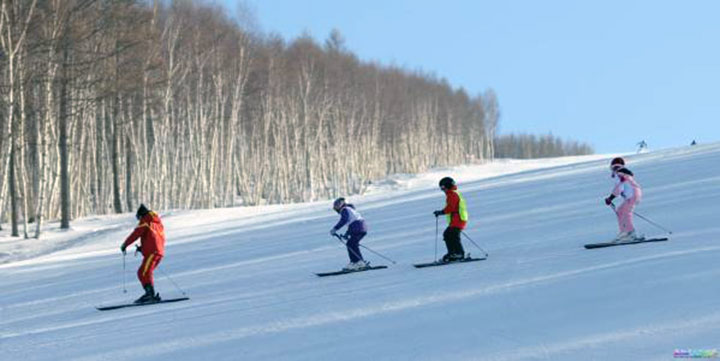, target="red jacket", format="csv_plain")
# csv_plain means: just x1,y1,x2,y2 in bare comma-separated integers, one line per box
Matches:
123,212,165,256
443,186,467,229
